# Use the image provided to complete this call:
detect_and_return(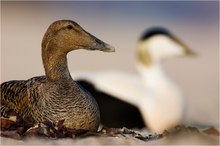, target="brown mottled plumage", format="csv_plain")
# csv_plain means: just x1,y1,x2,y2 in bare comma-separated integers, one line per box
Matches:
0,20,115,131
